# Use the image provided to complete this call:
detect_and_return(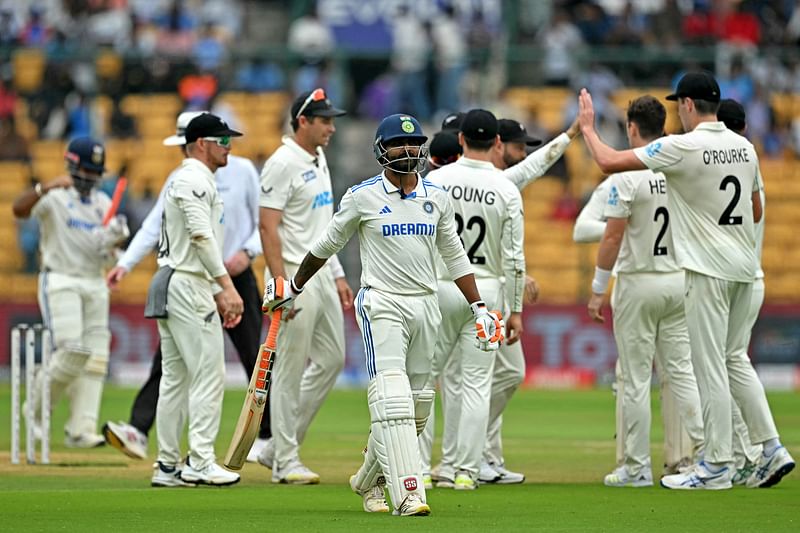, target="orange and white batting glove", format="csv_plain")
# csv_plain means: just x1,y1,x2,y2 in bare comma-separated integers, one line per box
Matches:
470,301,504,352
262,277,302,313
